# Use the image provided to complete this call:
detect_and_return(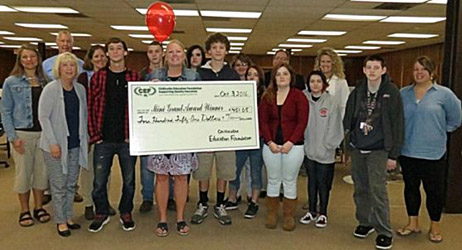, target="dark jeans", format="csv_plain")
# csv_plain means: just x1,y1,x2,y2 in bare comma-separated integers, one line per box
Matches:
399,155,446,222
229,144,263,192
304,157,334,216
92,142,136,215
